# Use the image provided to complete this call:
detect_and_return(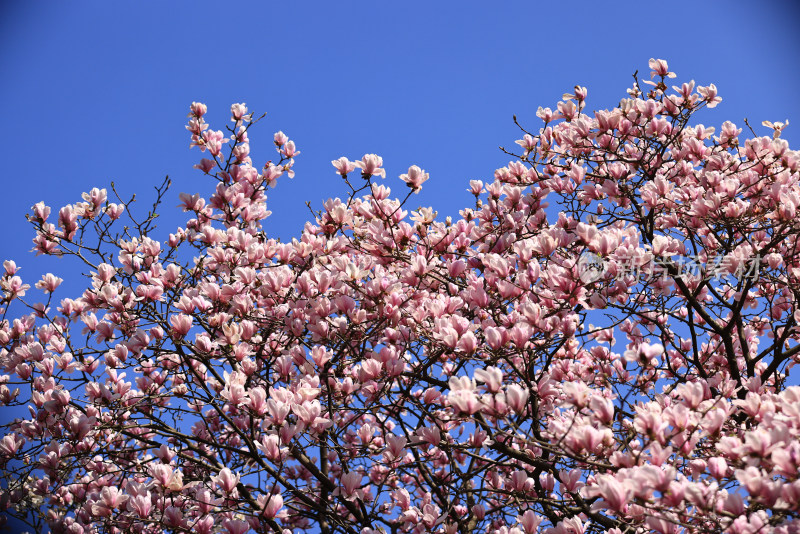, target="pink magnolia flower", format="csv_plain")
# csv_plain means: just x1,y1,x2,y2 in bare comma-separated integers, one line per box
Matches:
354,154,386,178
506,384,529,414
509,470,534,492
190,101,207,117
281,140,299,158
624,343,664,367
31,201,51,222
697,84,722,108
193,516,215,534
474,366,503,393
170,314,193,337
648,58,676,79
3,261,18,276
340,471,363,501
1,275,30,298
393,488,412,510
456,331,478,353
223,519,249,534
232,143,251,162
589,395,614,424
484,326,505,350
417,425,441,446
35,273,63,293
448,388,481,415
585,474,631,512
471,504,486,520
214,467,240,494
105,202,125,219
83,187,107,208
762,119,789,139
385,435,406,459
99,486,128,511
399,165,429,193
519,510,543,534
0,434,24,457
547,516,586,534
163,506,184,529
332,157,357,176
231,102,249,121
260,493,283,519
559,469,585,493
274,130,289,146
127,491,152,517
246,386,268,415
707,457,728,479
